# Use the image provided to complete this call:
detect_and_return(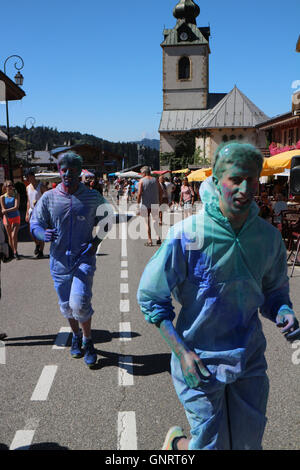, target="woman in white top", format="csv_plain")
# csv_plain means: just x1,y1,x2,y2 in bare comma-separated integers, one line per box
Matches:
25,169,46,258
